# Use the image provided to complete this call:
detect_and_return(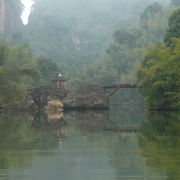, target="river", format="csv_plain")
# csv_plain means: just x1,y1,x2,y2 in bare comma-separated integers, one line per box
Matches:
0,105,179,180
